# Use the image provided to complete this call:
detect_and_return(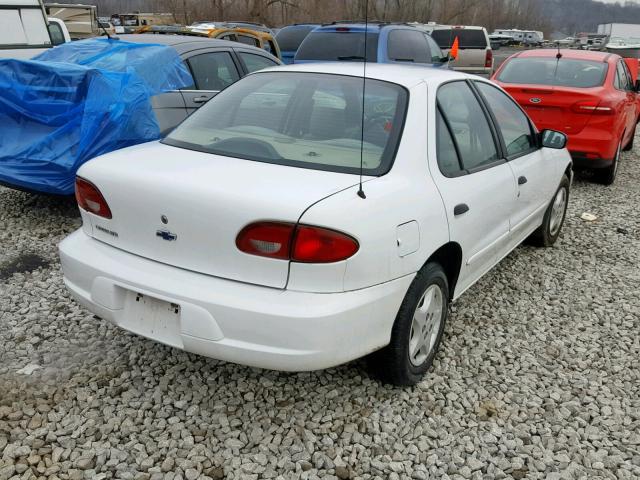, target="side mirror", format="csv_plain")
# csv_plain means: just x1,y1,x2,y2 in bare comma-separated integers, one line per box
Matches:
540,129,567,149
